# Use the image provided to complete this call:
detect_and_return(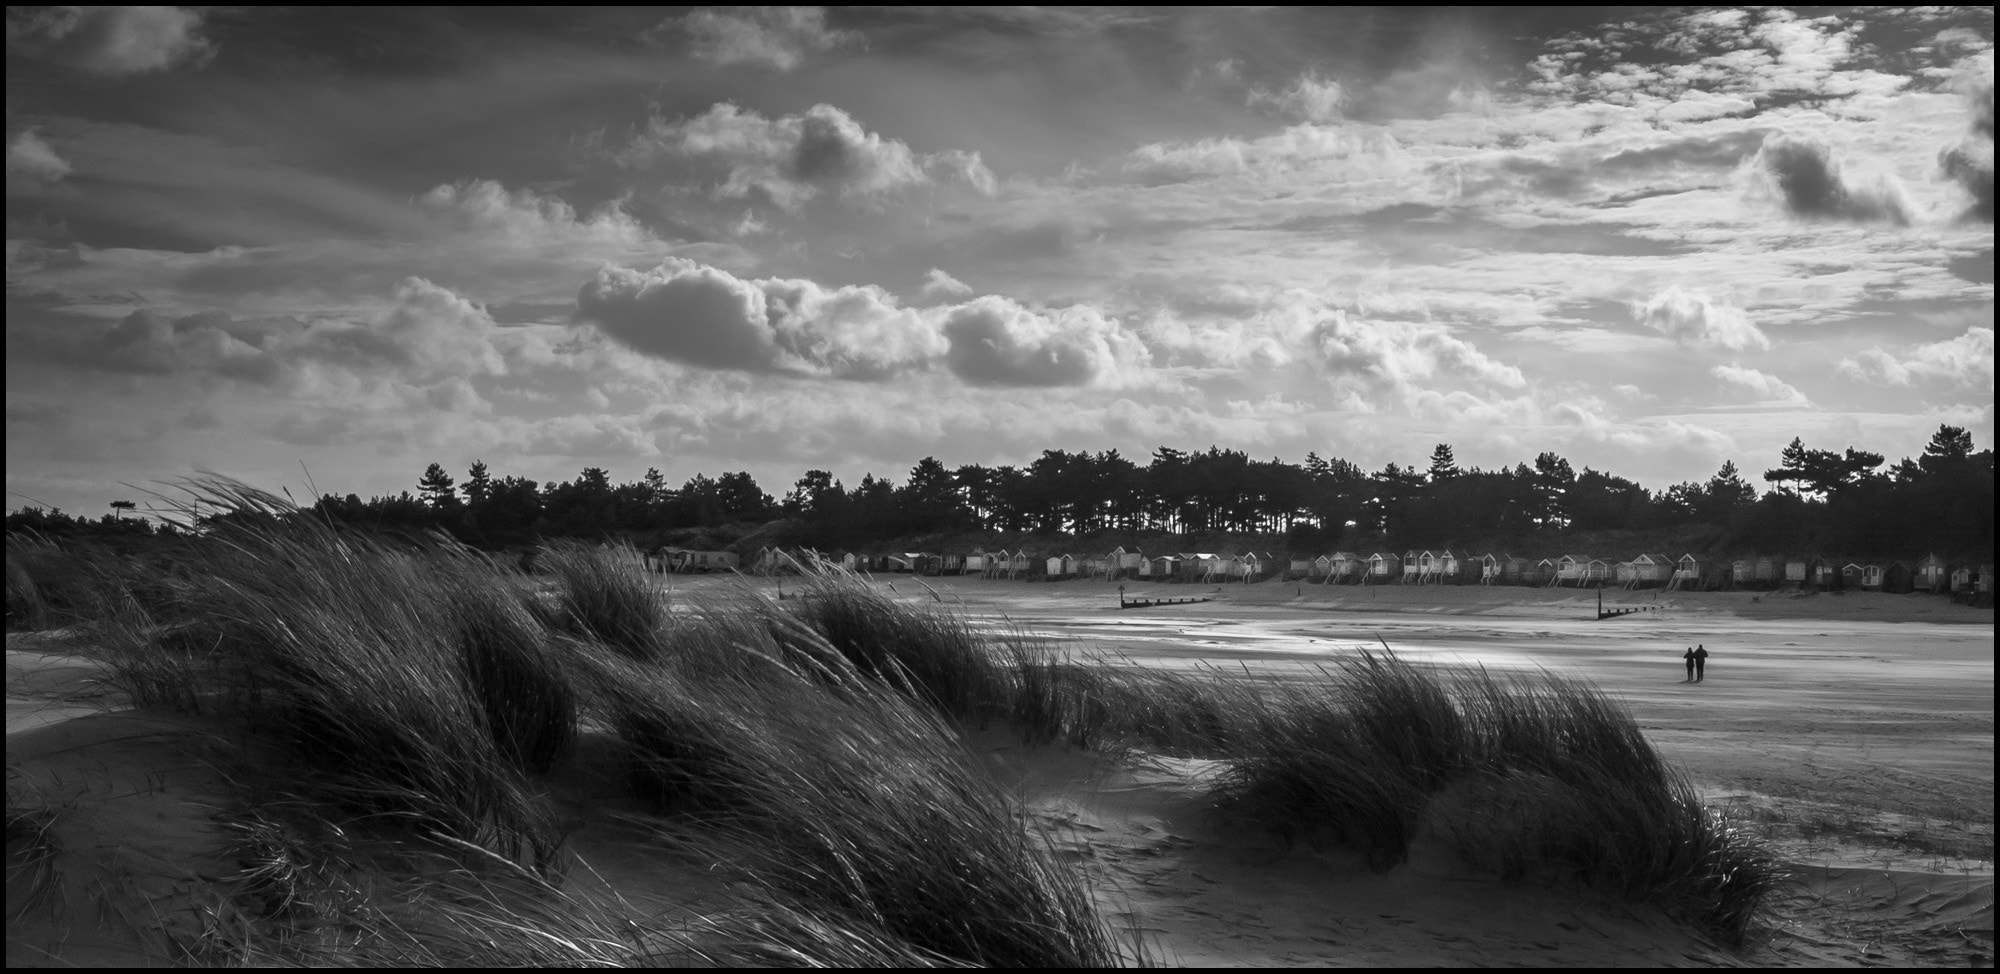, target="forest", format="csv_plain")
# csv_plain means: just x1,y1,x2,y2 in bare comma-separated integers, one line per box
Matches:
9,425,1993,562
